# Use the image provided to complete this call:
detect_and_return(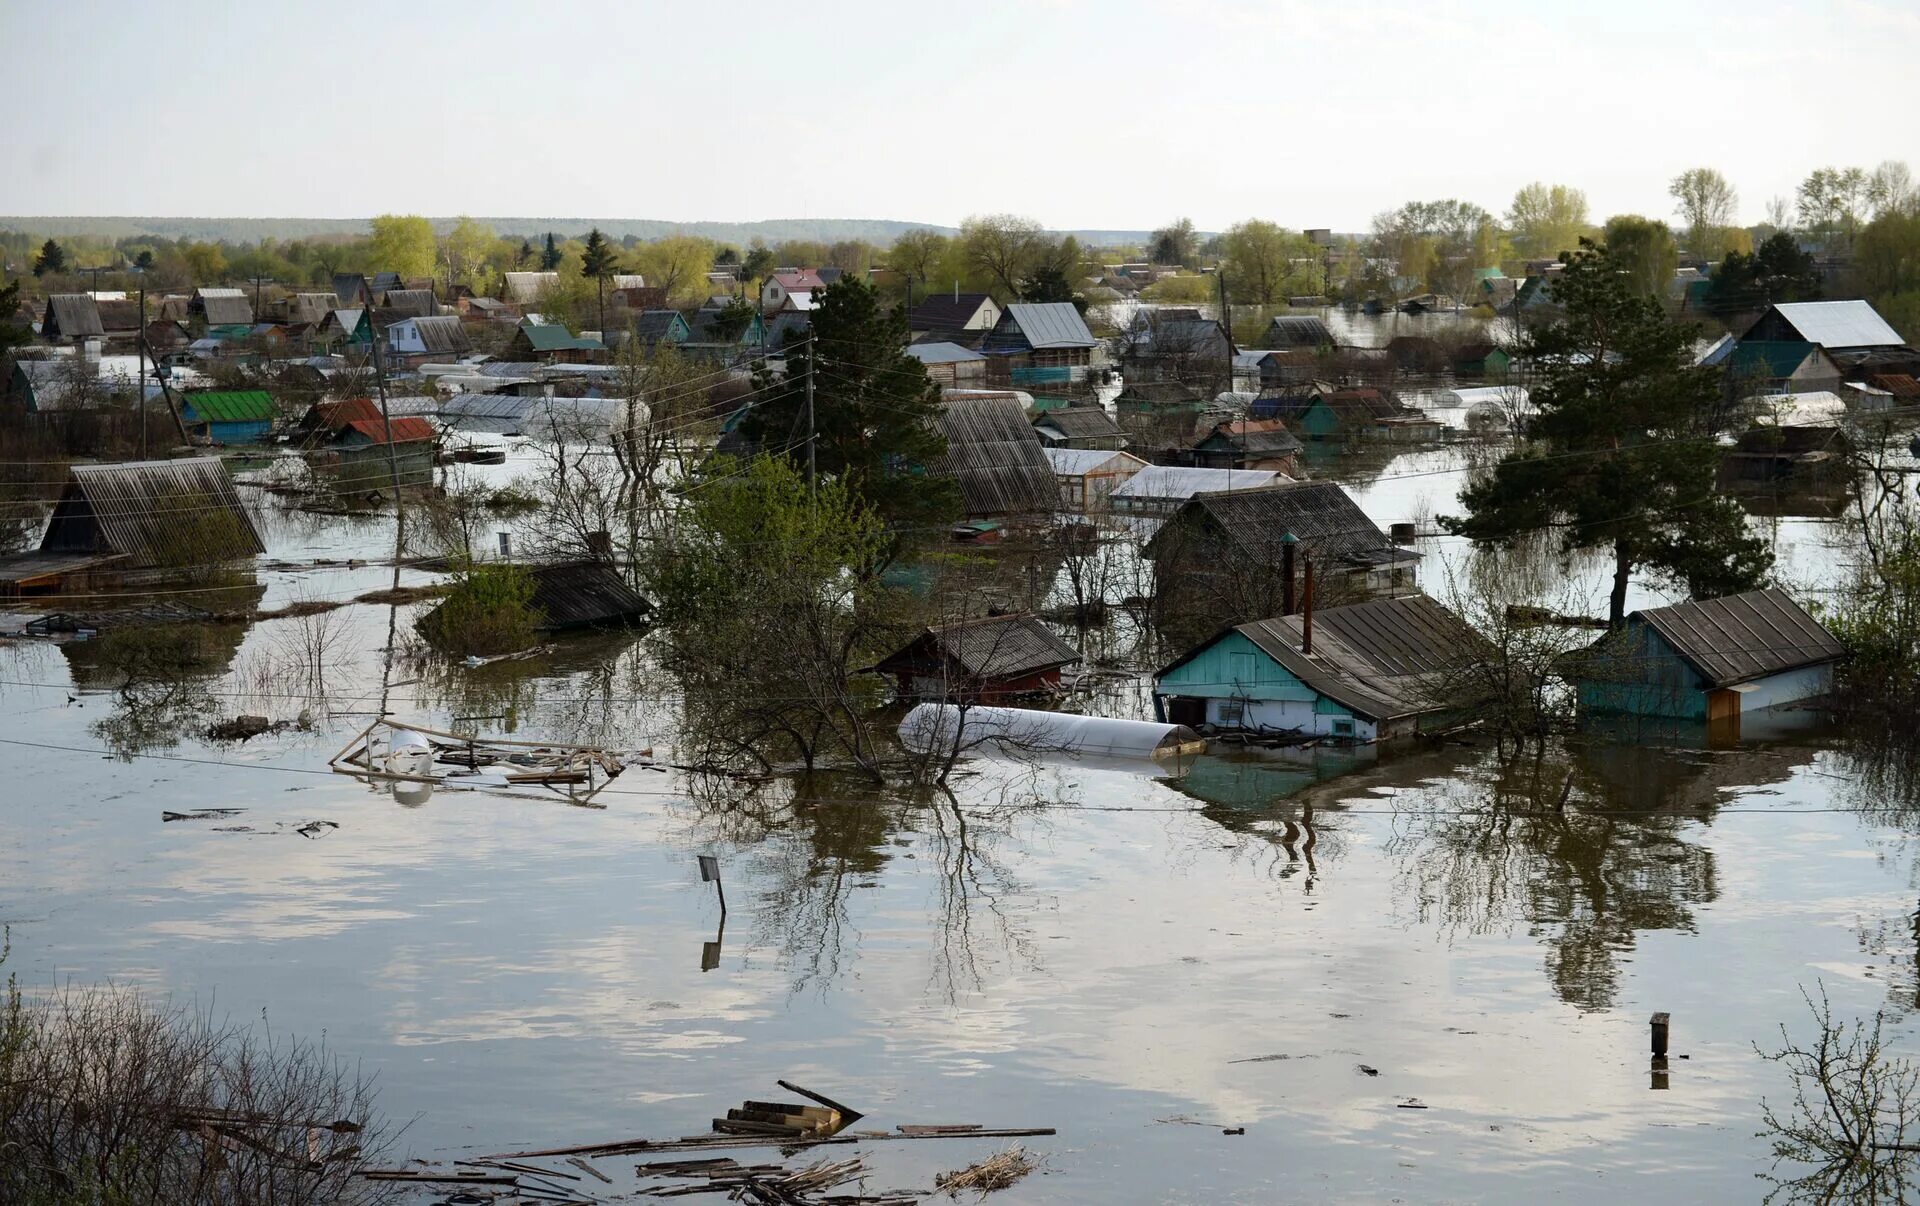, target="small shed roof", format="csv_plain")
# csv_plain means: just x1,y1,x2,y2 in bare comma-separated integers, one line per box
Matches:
909,292,994,333
183,390,275,423
1264,315,1334,348
343,416,437,446
879,614,1082,682
525,562,654,630
632,309,689,341
381,288,437,317
1762,301,1903,350
1149,480,1414,568
516,322,603,353
503,271,560,303
610,274,648,290
1627,587,1844,688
